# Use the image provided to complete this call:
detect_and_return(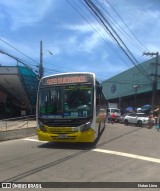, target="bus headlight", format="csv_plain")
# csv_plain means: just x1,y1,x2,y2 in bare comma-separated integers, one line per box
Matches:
80,122,91,132
38,121,47,132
